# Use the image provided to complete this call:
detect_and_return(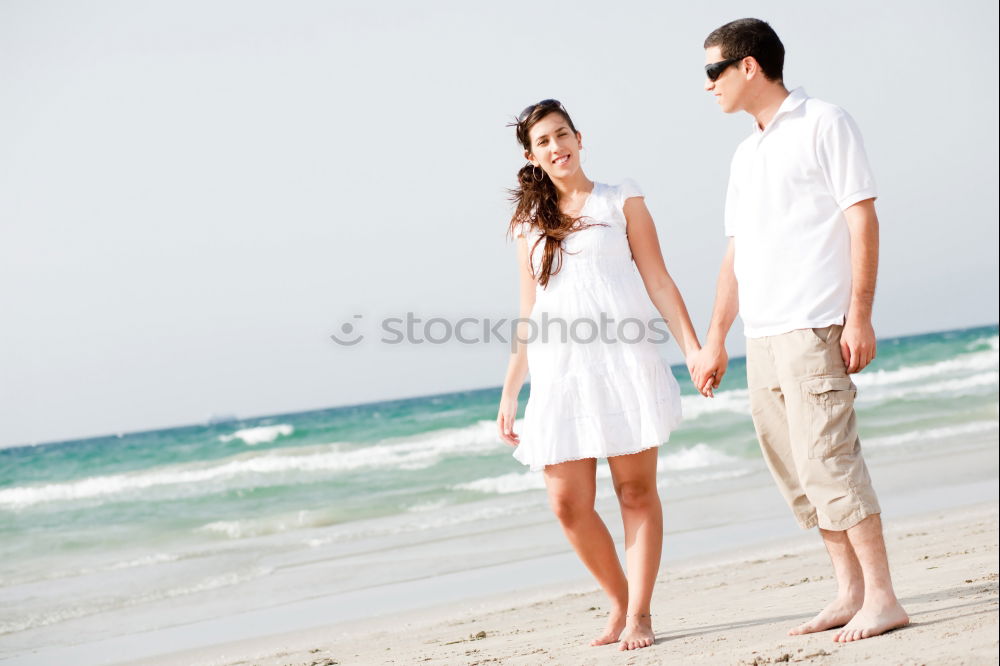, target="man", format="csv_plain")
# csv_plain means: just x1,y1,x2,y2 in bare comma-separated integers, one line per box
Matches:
693,18,909,642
